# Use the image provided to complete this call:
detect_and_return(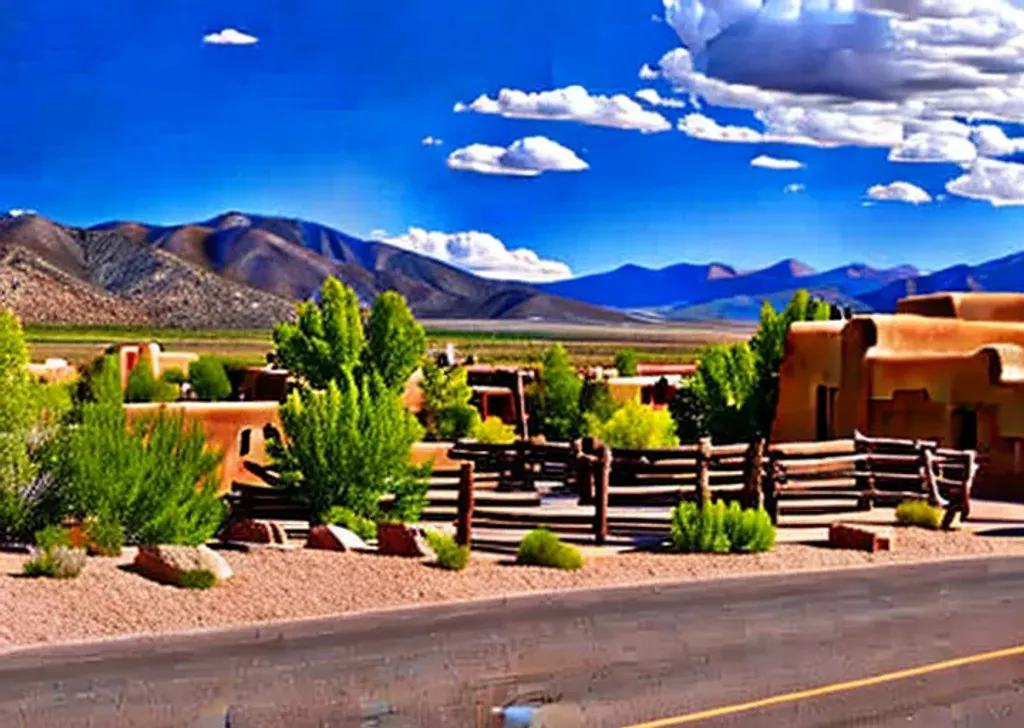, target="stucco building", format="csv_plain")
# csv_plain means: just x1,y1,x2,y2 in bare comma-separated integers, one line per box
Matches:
772,292,1024,499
